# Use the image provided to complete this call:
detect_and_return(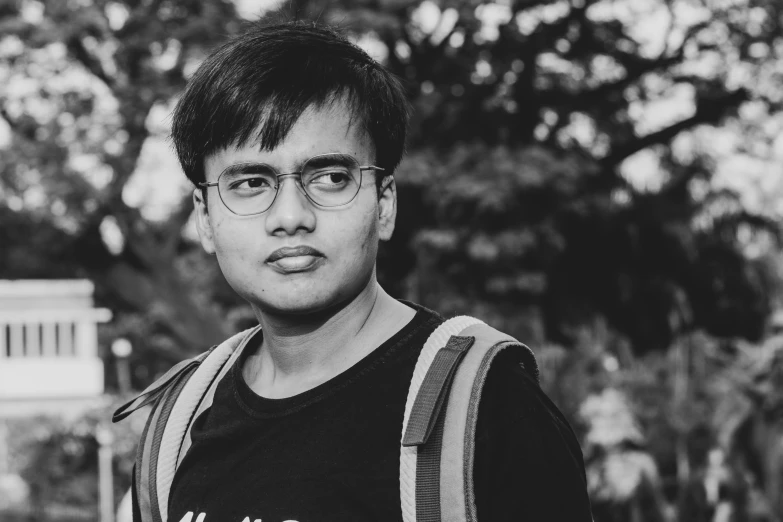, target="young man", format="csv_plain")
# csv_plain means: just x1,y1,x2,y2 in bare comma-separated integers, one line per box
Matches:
129,22,592,522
